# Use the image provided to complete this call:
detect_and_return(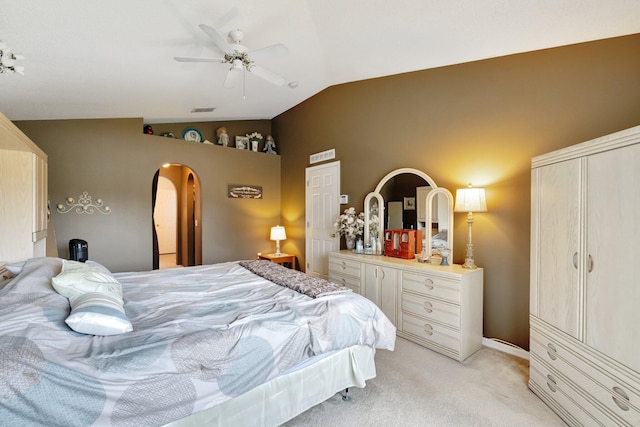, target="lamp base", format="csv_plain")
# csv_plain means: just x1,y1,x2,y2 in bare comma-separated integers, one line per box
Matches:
462,243,478,269
462,258,478,269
